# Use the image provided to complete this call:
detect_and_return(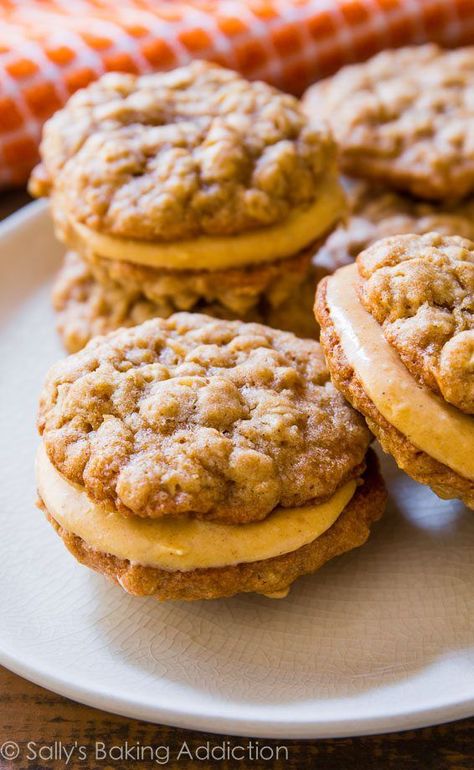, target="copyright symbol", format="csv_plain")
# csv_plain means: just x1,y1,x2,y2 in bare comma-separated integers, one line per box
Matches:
0,741,20,760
